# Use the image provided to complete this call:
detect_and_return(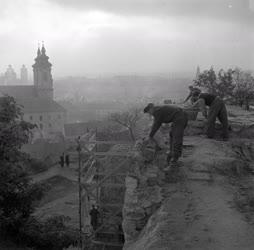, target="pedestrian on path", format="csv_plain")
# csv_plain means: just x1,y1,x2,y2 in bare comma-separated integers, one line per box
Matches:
60,153,65,168
89,205,100,231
